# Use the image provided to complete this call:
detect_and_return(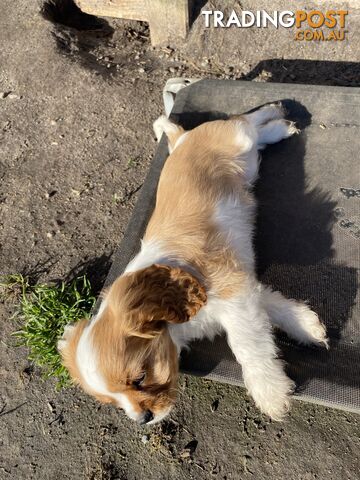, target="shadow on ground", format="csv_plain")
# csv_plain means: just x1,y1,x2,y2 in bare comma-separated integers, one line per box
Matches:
242,59,360,87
